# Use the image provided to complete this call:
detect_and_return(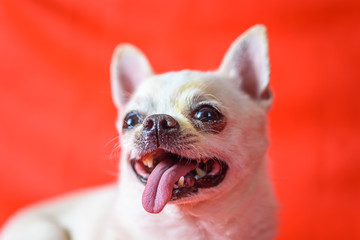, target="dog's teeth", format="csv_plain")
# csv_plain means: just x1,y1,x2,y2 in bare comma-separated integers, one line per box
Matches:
202,158,210,163
196,159,201,163
173,184,179,189
178,176,185,186
143,156,154,168
195,168,206,179
143,160,153,168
